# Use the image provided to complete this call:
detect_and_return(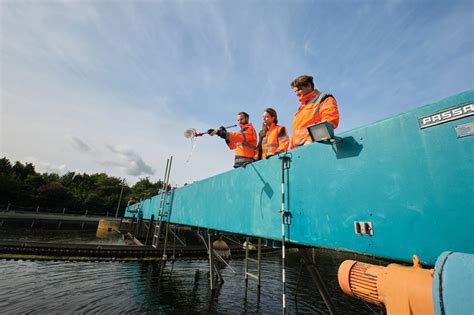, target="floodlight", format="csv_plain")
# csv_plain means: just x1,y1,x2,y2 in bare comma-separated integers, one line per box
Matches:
307,121,342,144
